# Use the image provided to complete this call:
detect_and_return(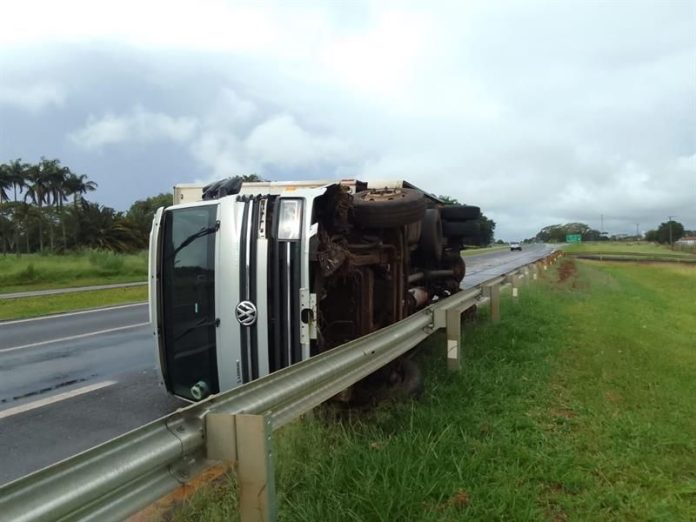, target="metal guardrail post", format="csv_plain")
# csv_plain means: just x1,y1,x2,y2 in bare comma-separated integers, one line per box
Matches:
484,283,501,322
446,308,462,371
206,413,237,464
506,273,520,301
236,414,277,522
208,413,277,522
433,291,479,371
